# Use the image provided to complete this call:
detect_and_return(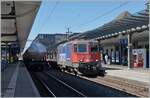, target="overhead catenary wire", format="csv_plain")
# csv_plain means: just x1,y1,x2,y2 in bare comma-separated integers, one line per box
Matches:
38,1,60,34
23,1,59,53
73,1,130,30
